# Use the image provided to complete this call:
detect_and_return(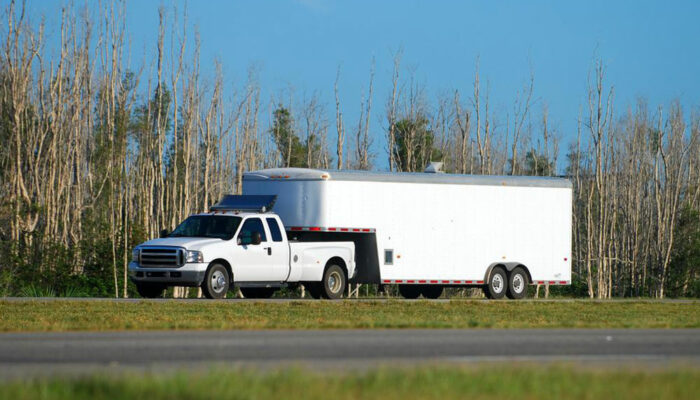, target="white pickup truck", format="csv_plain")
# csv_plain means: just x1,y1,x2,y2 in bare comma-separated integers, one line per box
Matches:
128,195,355,299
